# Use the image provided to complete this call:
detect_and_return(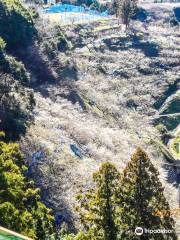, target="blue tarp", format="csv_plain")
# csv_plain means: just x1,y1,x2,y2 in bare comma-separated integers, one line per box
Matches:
174,7,180,22
44,3,108,17
70,144,83,159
